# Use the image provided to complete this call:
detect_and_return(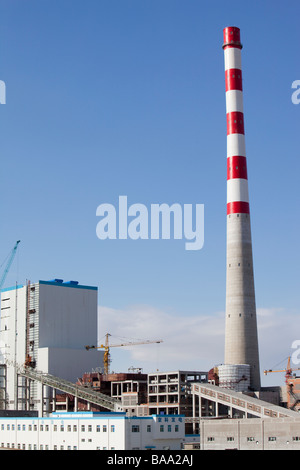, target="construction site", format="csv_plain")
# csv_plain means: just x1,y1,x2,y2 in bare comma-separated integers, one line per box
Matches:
0,26,299,451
